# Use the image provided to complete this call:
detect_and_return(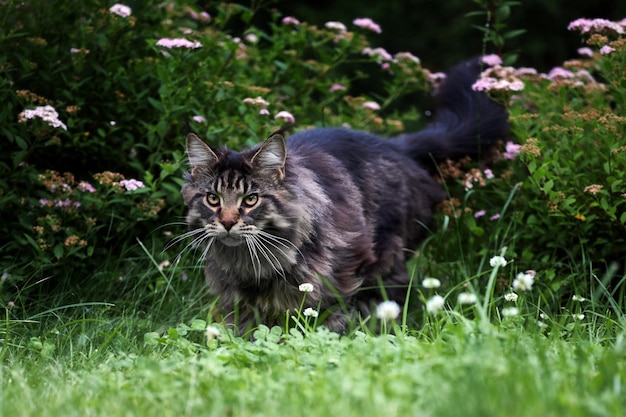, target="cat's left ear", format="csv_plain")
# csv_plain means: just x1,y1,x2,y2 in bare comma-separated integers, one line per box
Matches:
251,134,287,181
186,133,219,173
